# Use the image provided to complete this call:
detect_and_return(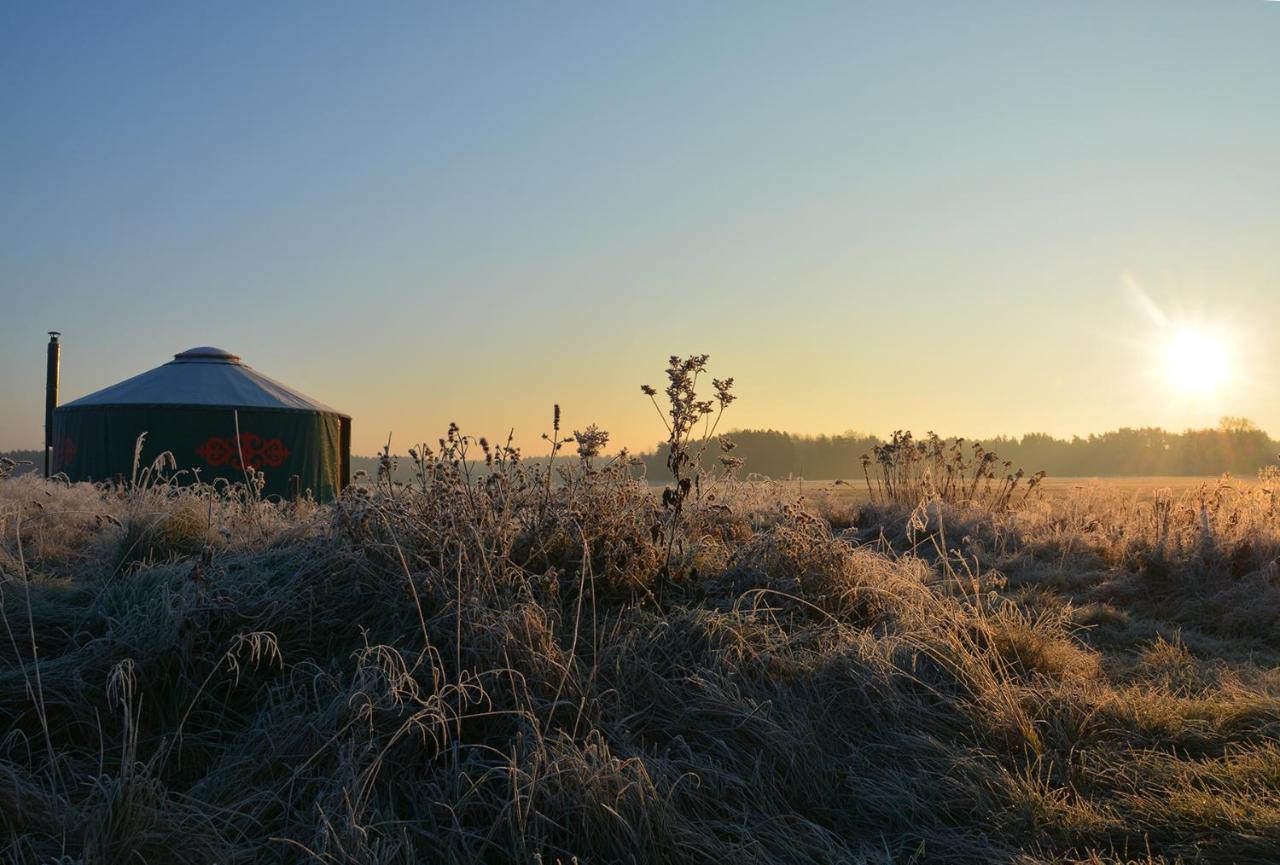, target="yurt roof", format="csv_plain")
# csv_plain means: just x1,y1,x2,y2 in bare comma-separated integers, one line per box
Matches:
58,347,348,416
